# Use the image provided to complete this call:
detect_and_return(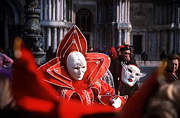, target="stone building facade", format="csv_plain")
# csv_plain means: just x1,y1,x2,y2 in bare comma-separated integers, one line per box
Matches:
0,0,180,61
131,0,180,60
